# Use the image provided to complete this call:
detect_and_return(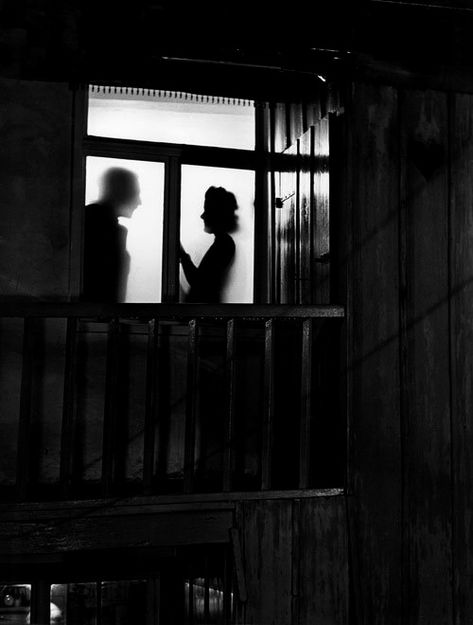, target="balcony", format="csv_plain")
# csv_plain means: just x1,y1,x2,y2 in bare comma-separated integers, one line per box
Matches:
0,302,344,503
